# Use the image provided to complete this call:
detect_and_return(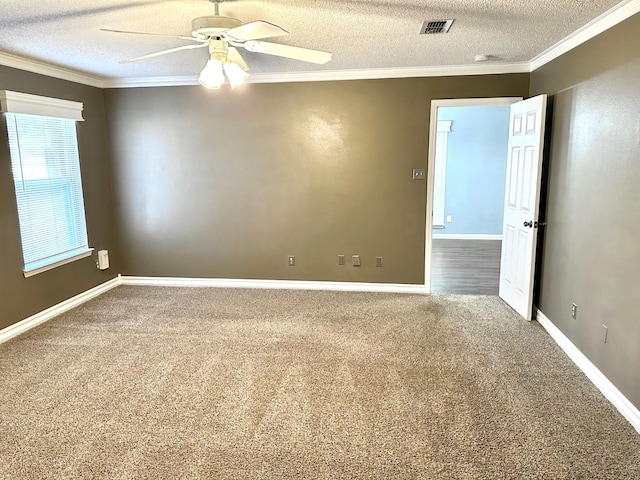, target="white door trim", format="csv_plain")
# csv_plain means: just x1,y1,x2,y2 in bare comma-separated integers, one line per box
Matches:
424,97,522,292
